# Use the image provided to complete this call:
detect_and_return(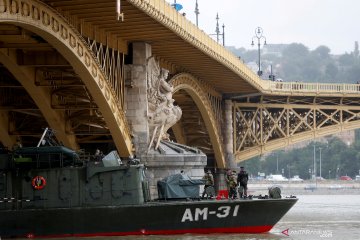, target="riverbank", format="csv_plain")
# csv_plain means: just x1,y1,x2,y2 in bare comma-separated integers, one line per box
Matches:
248,180,360,195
